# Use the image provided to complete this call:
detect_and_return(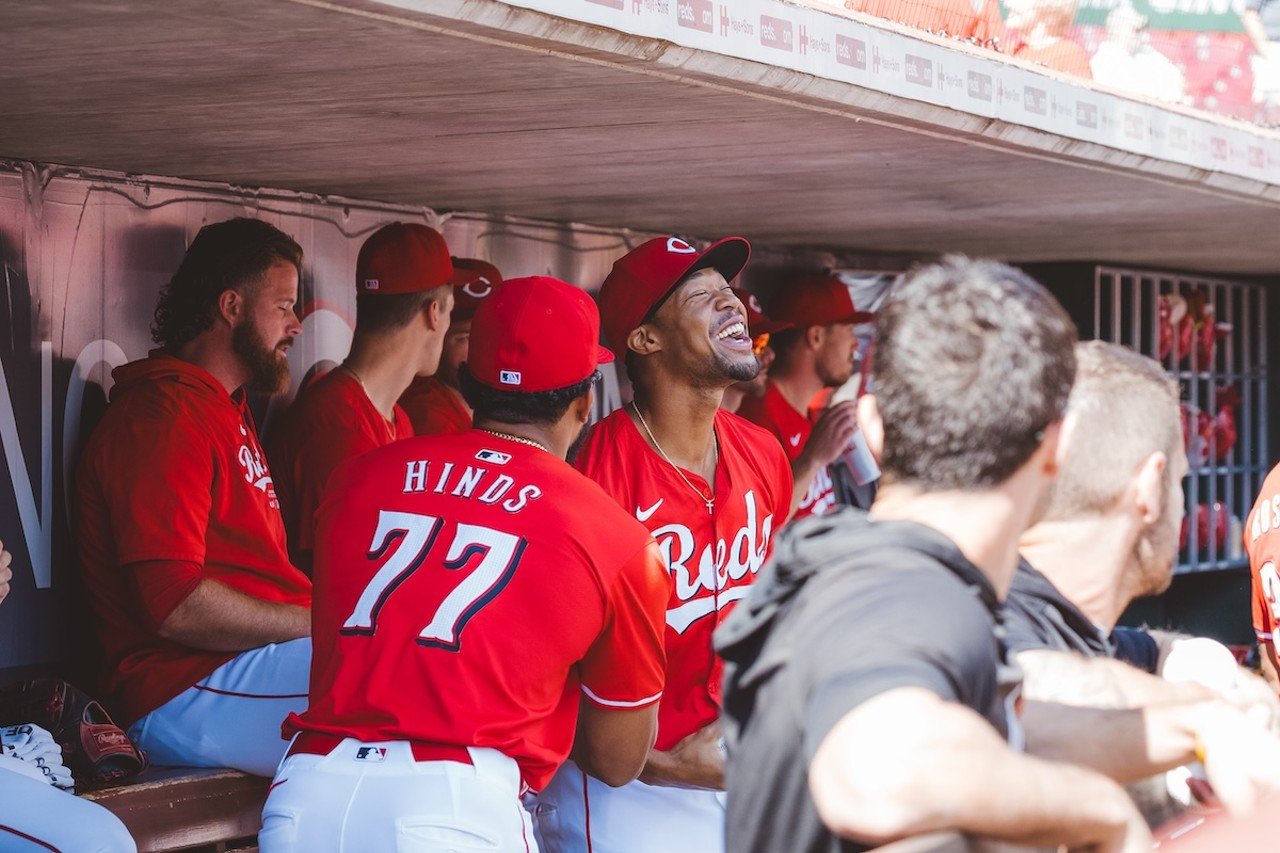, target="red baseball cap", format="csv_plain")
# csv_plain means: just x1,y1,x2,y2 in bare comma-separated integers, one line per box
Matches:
732,287,791,337
766,273,875,328
356,222,454,295
598,235,751,356
449,257,504,322
469,276,614,393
